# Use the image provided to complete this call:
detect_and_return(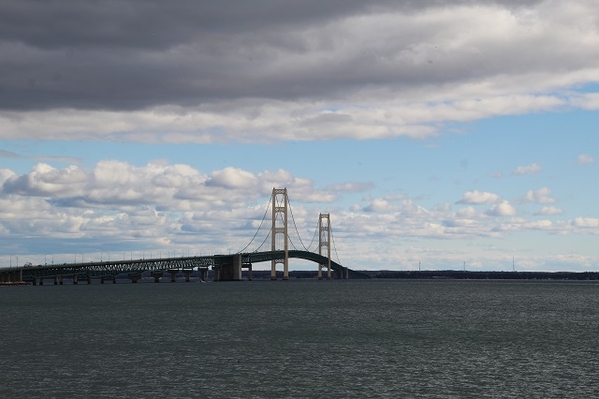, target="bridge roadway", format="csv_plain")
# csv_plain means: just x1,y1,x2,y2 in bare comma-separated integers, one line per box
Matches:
0,250,368,284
